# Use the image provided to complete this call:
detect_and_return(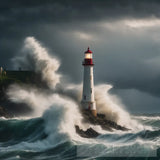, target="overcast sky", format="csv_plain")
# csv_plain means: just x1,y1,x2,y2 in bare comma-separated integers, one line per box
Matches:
1,0,160,113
